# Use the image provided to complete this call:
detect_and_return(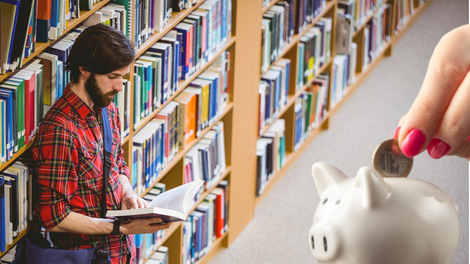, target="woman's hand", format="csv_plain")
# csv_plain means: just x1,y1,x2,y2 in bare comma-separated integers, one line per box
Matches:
395,24,470,161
